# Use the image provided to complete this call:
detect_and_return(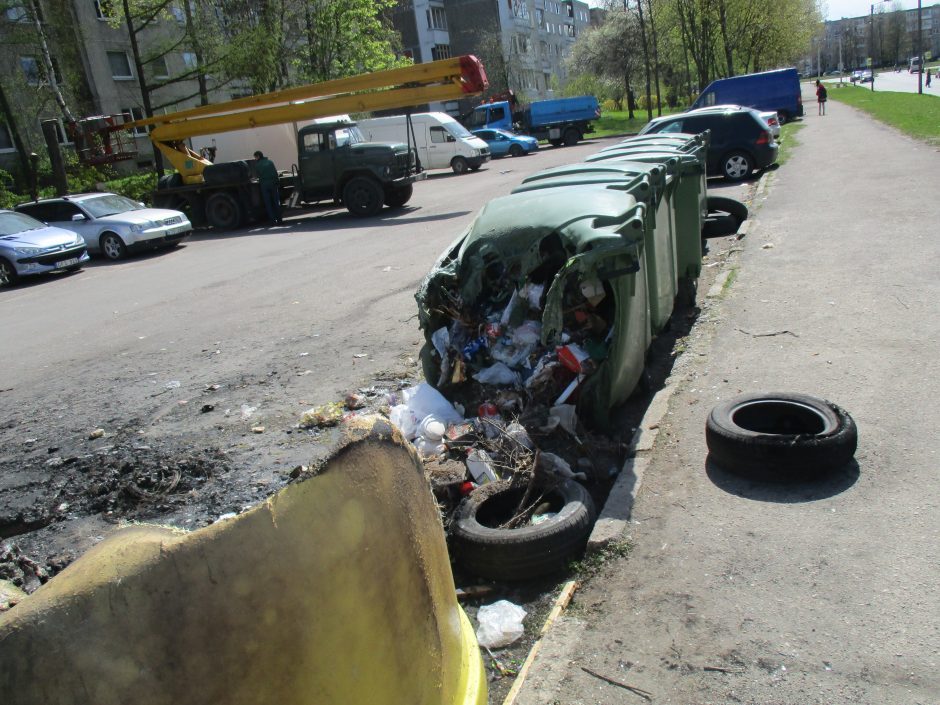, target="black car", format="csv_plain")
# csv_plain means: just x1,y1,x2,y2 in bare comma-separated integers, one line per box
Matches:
638,107,778,181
